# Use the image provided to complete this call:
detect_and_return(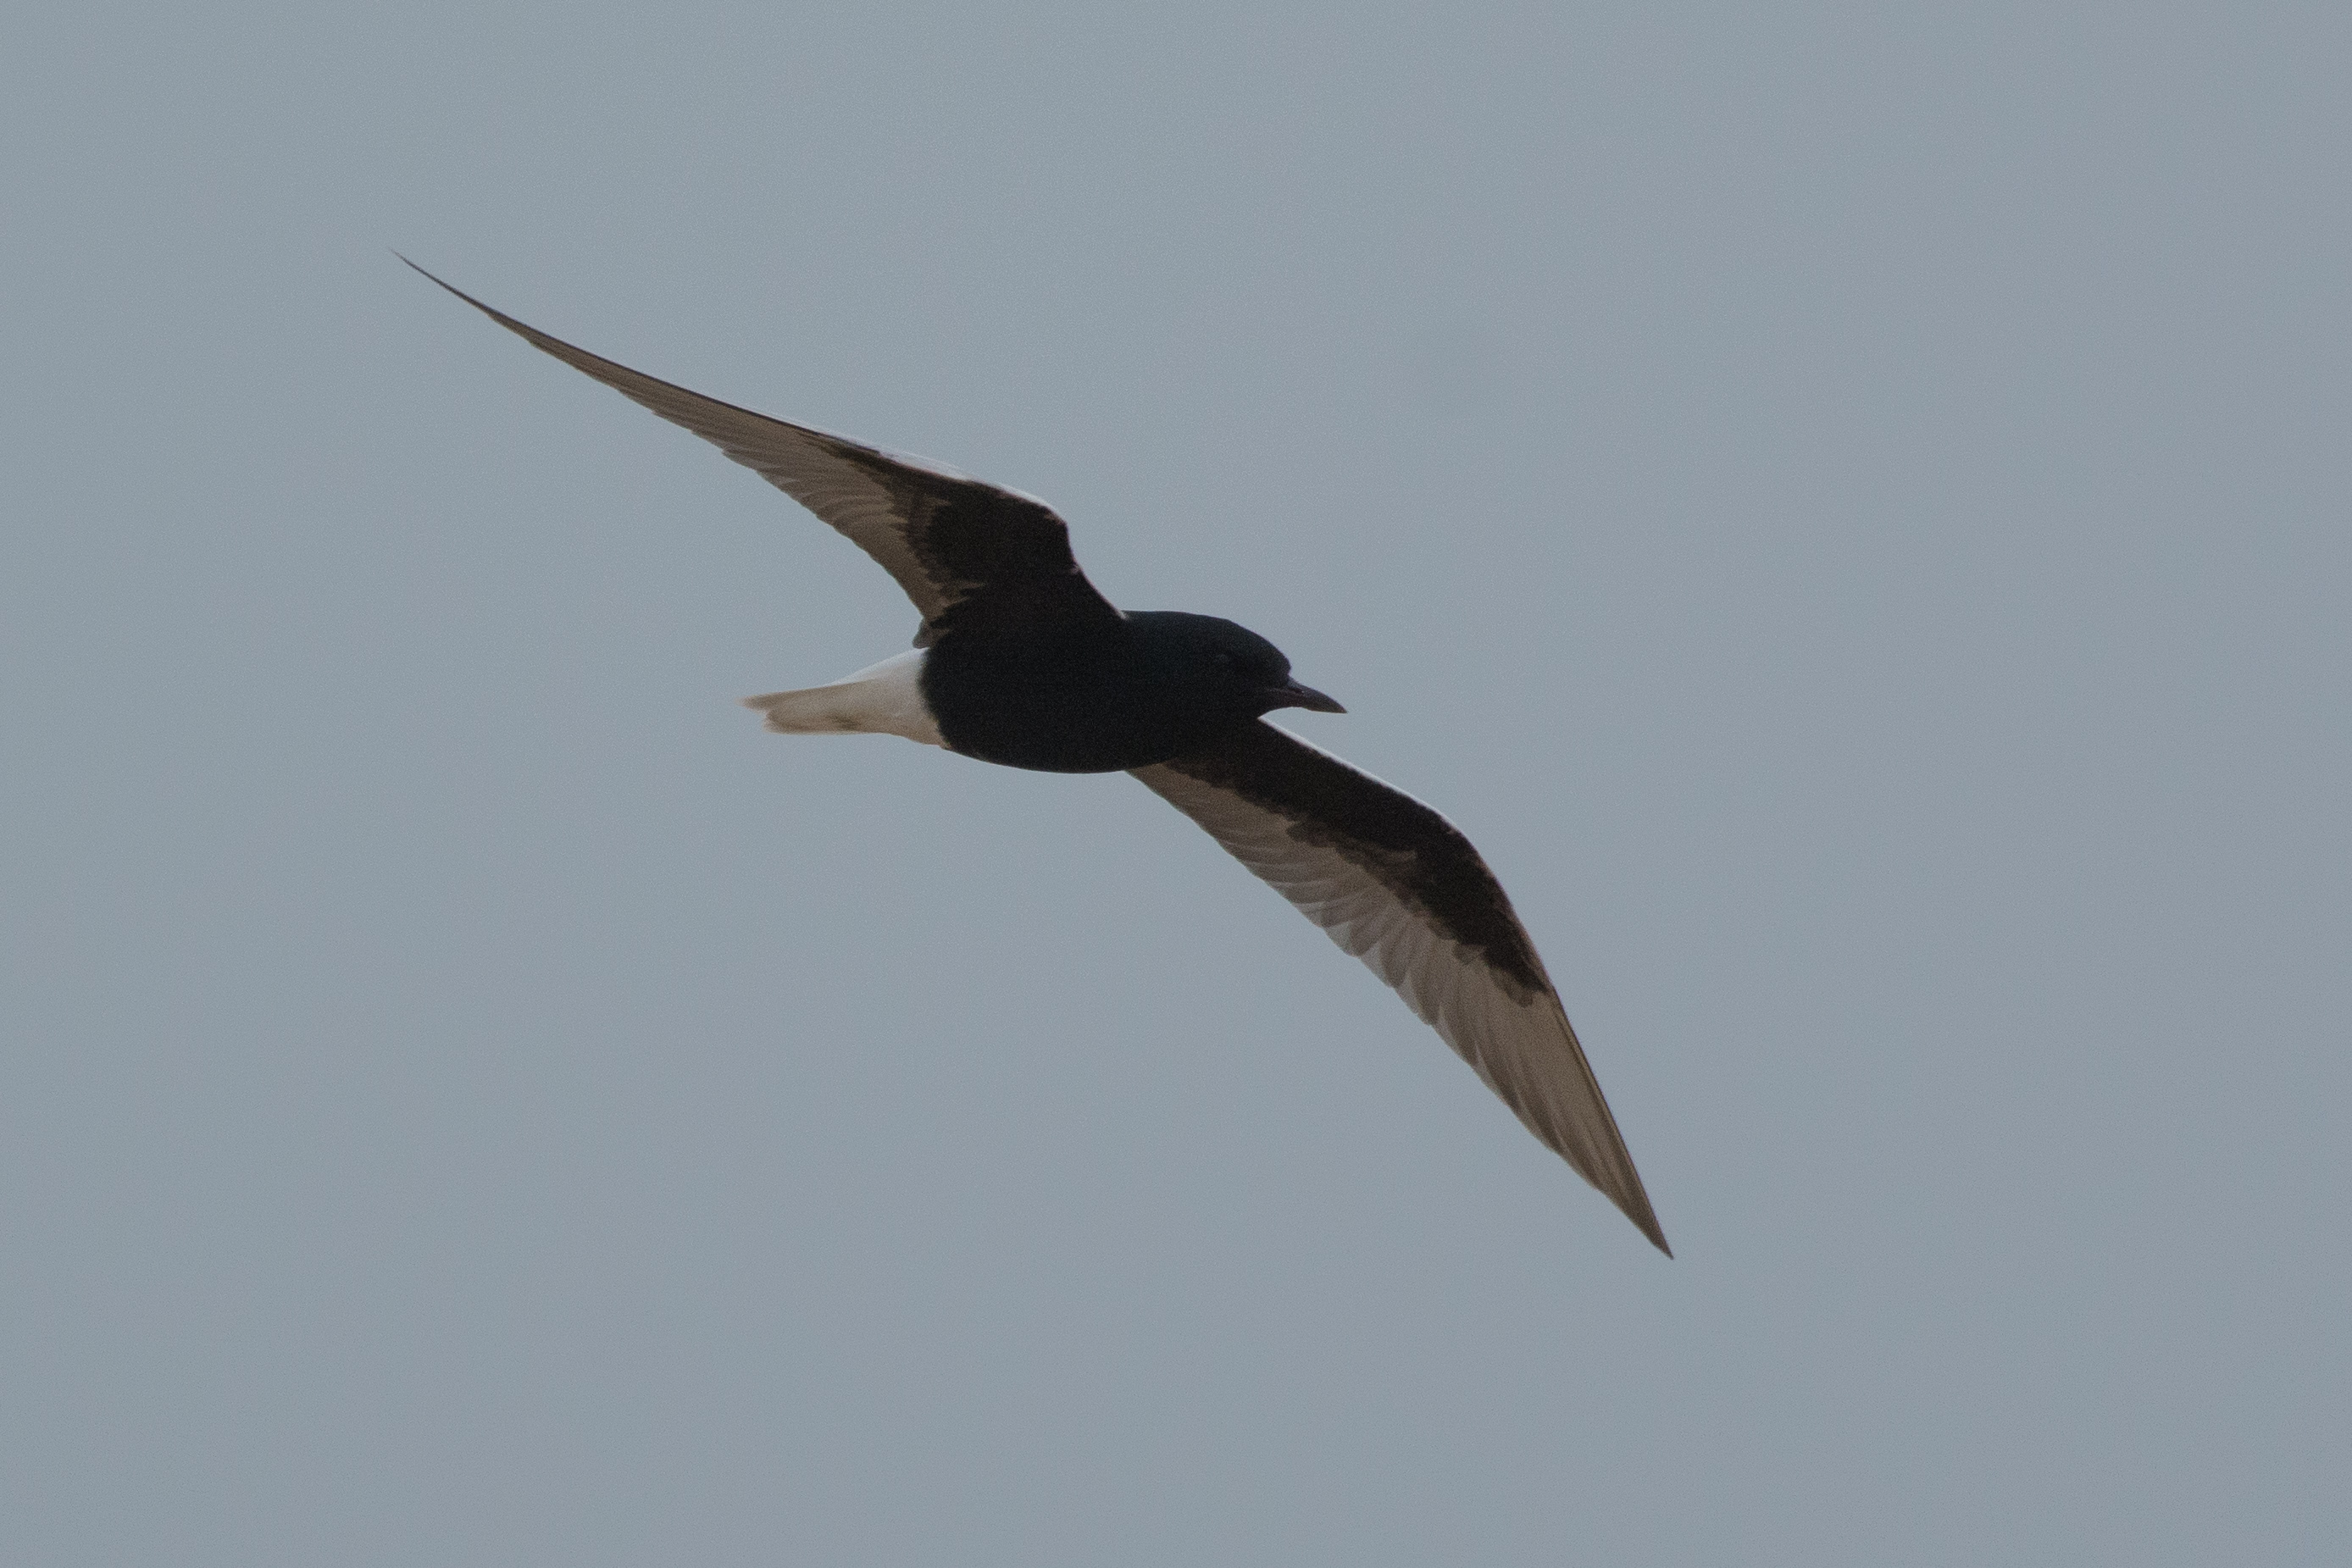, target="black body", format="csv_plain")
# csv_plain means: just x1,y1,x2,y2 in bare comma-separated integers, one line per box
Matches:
924,610,1334,773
